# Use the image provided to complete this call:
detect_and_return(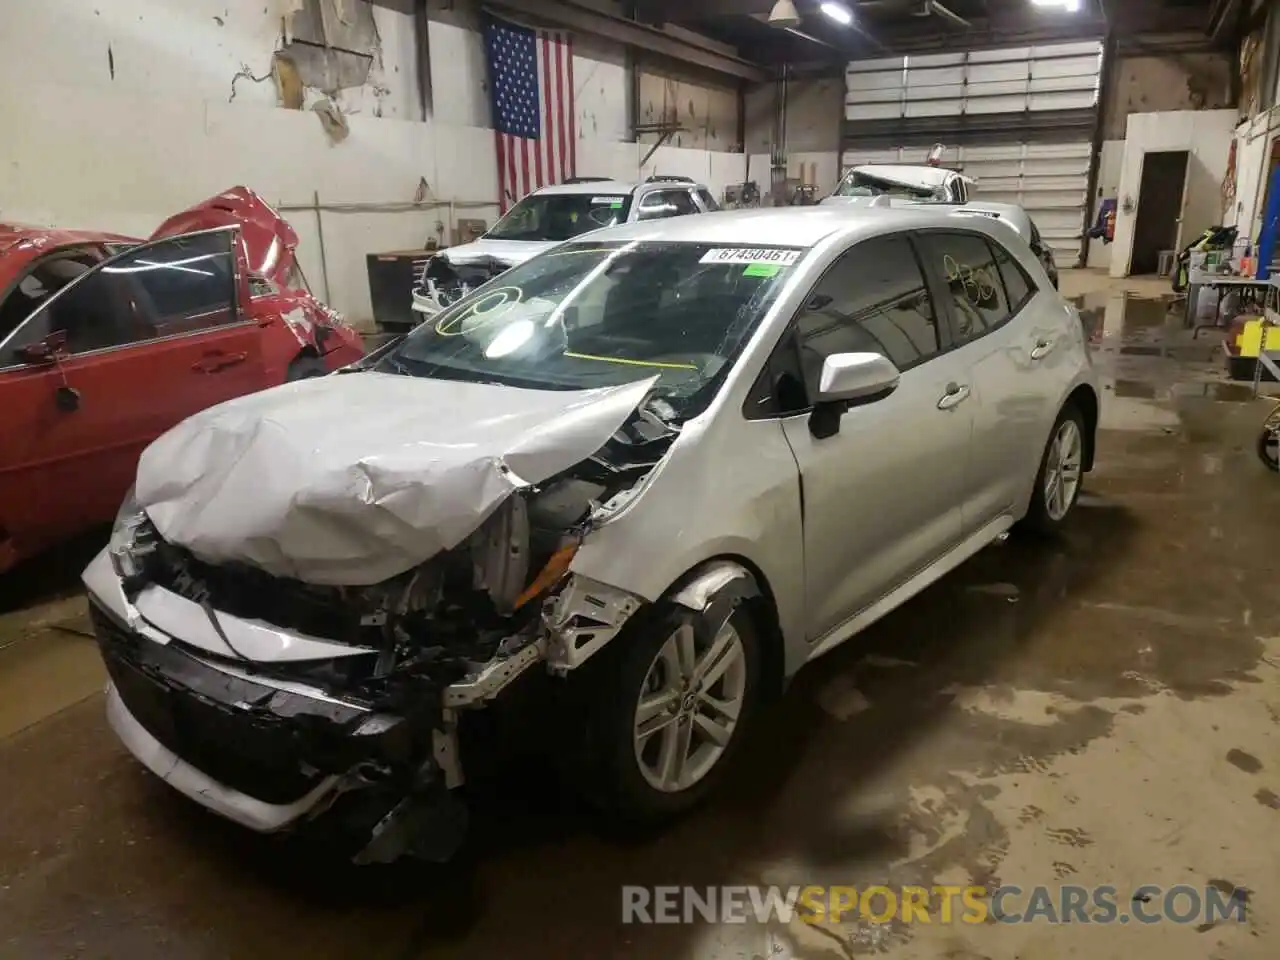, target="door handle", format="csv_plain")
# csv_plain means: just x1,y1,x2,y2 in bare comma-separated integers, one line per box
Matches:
1030,338,1056,361
937,382,971,410
192,351,248,373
